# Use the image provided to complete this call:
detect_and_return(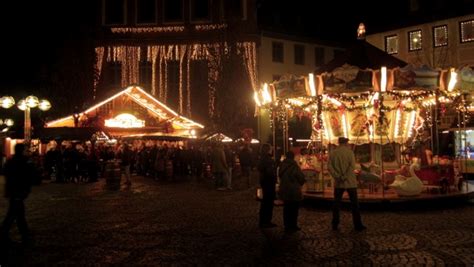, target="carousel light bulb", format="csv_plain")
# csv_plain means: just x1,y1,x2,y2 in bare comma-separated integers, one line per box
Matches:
308,73,317,97
381,67,387,92
448,68,457,92
38,99,51,111
4,119,13,127
254,91,262,107
25,95,39,108
262,83,272,103
0,96,15,109
17,99,27,111
0,119,3,125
